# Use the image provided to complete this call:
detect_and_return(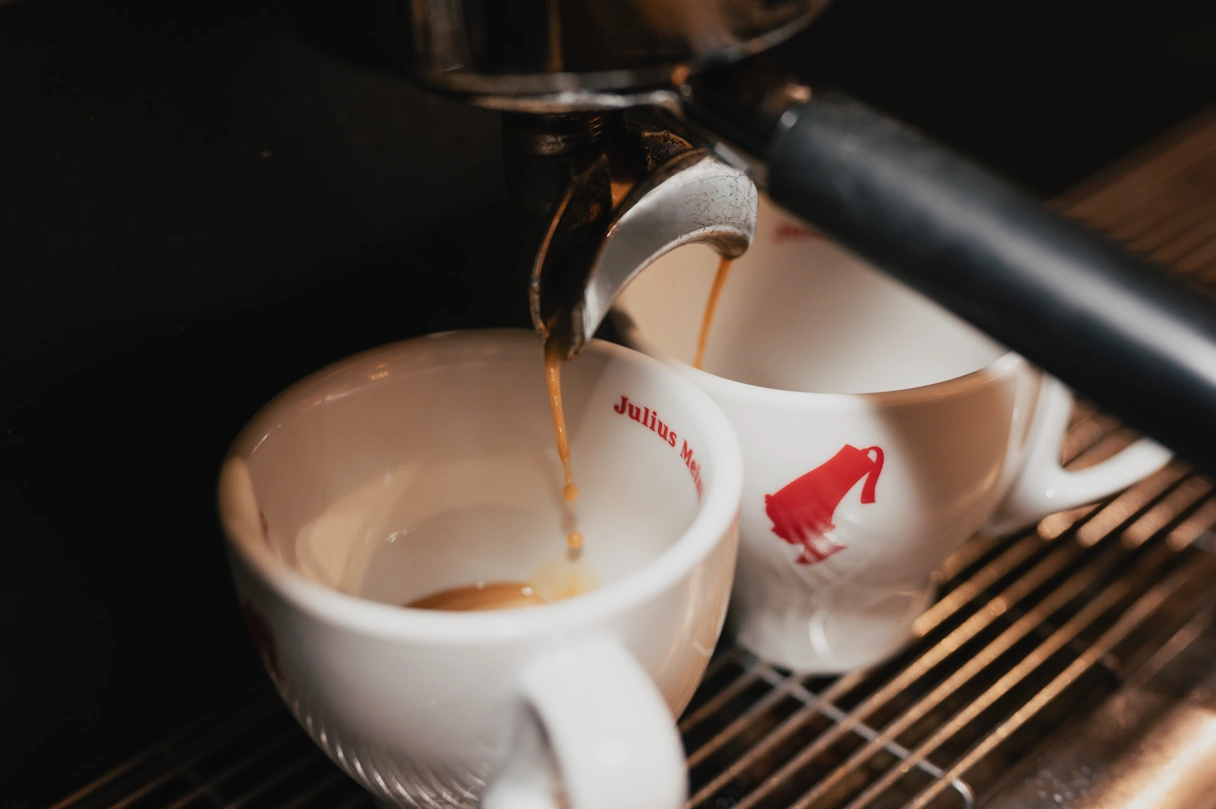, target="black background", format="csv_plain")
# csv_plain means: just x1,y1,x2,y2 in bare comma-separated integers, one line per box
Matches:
3,0,1215,805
